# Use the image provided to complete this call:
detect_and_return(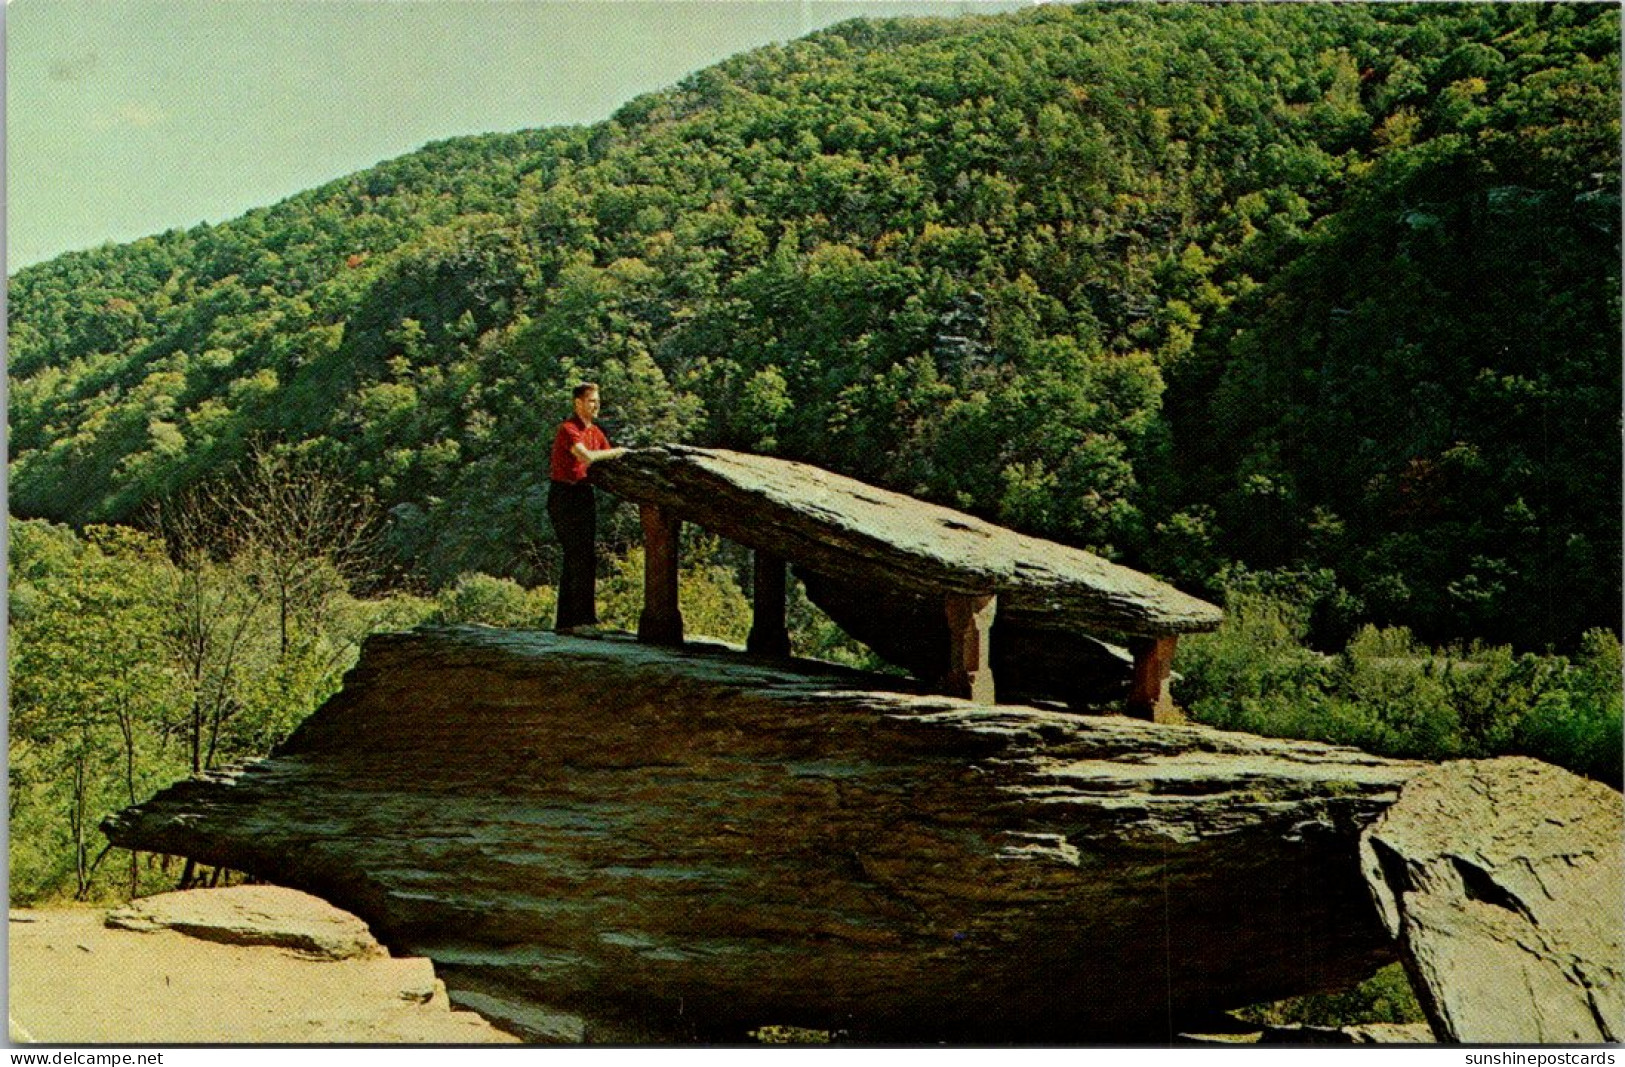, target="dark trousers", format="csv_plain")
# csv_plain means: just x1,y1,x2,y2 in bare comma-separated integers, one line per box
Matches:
548,480,598,630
